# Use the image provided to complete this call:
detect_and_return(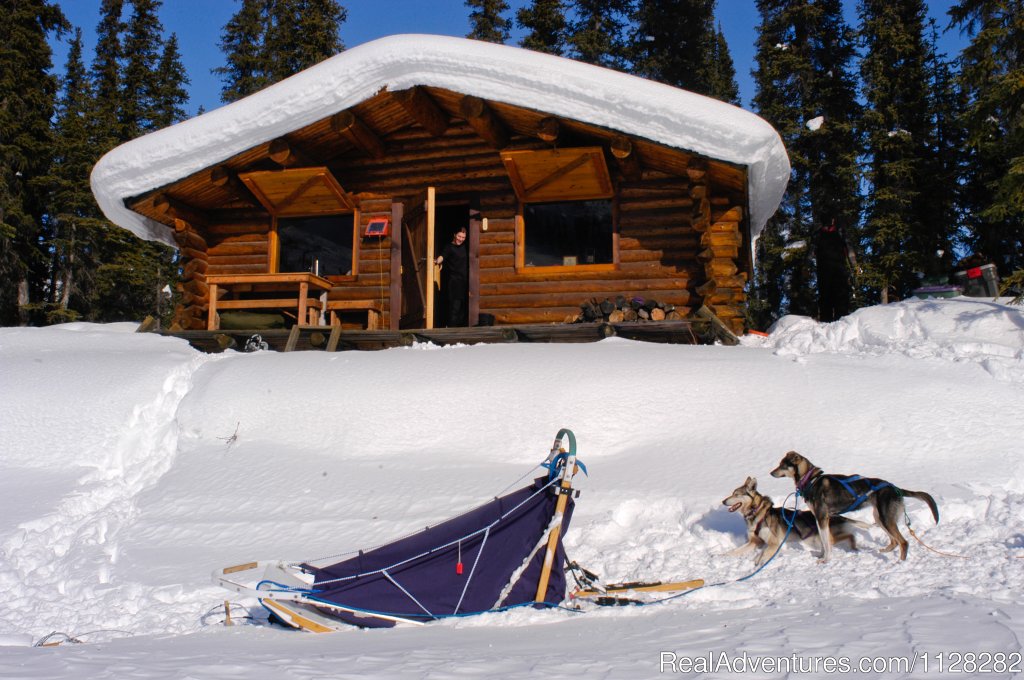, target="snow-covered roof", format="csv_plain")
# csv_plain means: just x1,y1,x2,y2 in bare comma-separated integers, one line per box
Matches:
91,34,790,247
